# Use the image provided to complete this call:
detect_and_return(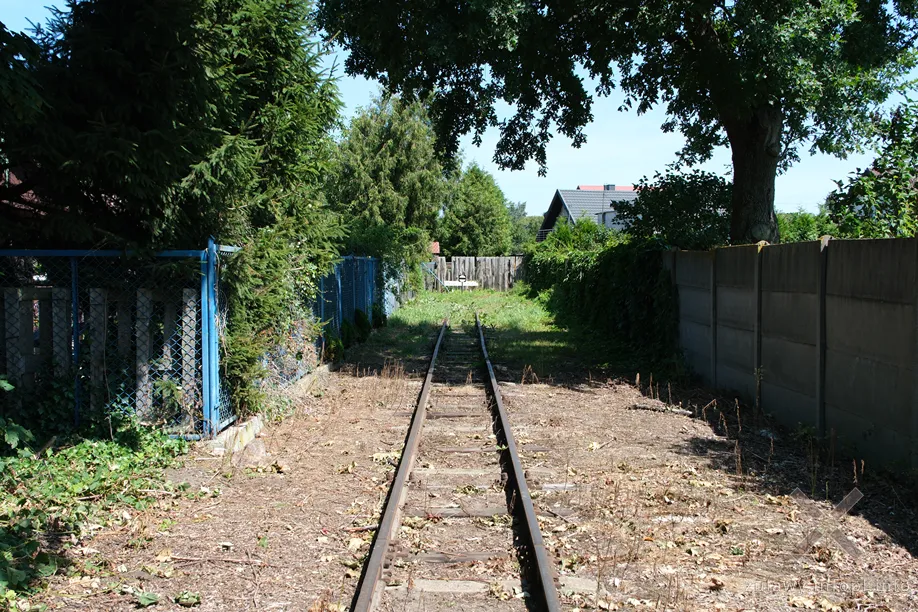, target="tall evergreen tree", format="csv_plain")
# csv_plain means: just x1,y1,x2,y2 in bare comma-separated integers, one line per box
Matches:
439,165,512,257
327,95,447,270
